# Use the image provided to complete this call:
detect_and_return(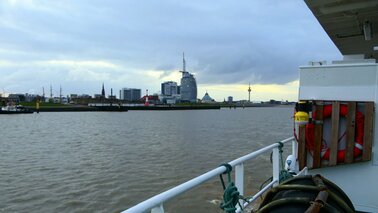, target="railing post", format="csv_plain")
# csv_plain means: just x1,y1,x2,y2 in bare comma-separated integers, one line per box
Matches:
272,146,280,186
151,204,164,213
292,138,297,160
235,163,244,208
291,138,299,173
